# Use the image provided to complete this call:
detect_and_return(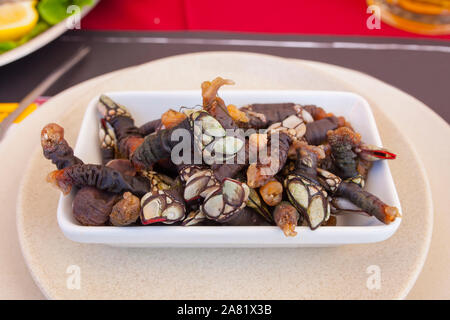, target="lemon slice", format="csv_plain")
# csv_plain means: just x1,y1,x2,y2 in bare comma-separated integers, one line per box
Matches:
0,1,38,42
